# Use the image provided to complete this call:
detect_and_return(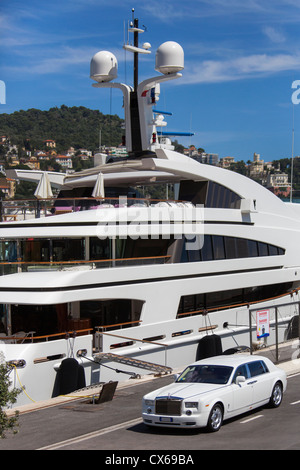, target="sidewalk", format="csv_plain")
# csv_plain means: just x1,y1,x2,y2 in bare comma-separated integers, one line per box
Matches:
252,340,300,375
